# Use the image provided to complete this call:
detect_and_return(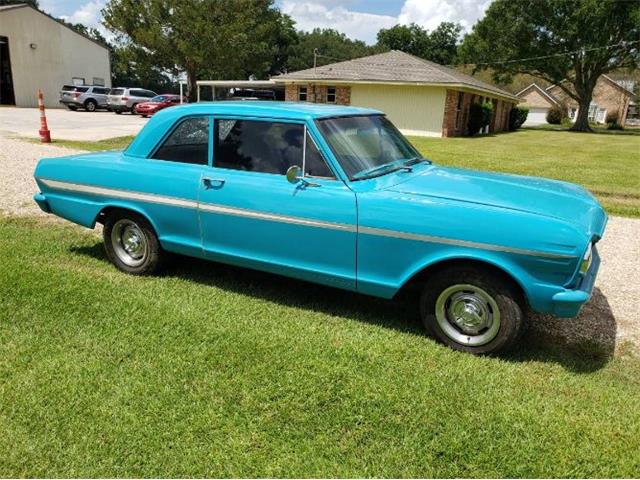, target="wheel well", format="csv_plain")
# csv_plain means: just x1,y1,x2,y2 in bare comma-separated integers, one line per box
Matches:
96,207,153,230
84,98,97,105
395,258,527,306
